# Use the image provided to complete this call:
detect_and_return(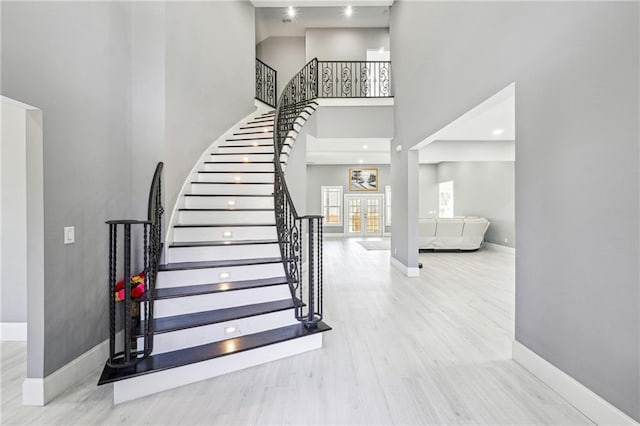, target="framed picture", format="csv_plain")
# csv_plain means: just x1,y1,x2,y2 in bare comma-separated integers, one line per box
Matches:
349,168,378,191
